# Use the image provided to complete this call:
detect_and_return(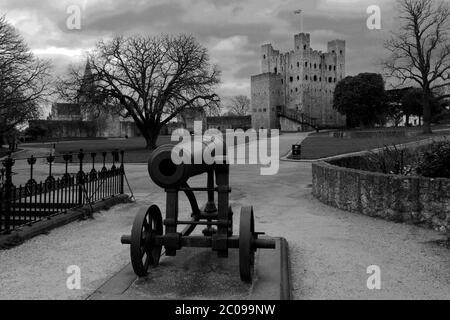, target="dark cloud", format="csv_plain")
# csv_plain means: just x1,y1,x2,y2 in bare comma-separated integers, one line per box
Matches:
0,0,398,98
